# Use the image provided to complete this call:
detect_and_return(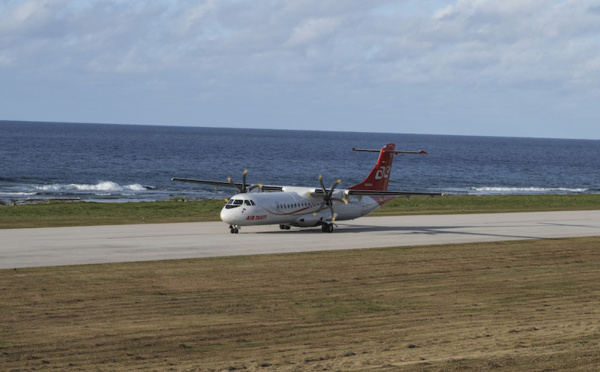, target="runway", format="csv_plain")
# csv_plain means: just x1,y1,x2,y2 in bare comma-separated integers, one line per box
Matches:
2,210,600,269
